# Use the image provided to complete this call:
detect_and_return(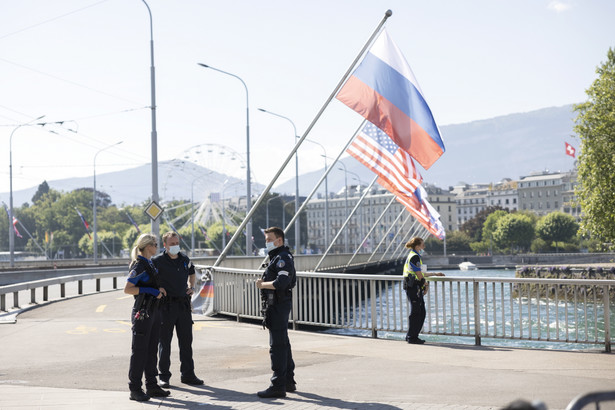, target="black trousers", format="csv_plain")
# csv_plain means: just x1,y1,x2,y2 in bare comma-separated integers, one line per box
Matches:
405,285,426,340
128,306,161,391
158,299,195,380
266,301,295,389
